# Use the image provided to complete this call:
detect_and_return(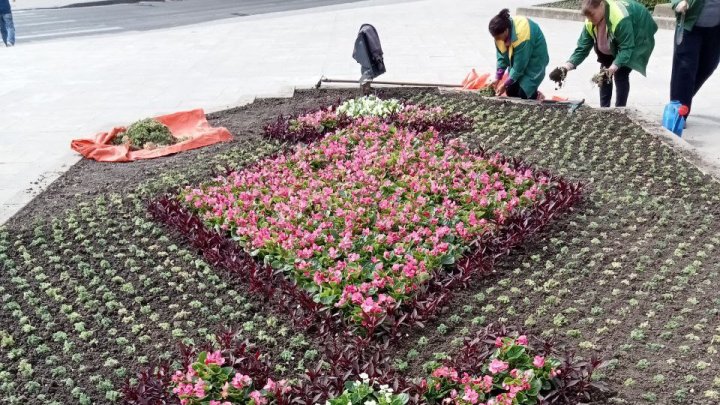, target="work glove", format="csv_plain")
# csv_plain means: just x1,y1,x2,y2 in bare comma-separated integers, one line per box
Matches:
607,64,619,76
676,0,689,13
